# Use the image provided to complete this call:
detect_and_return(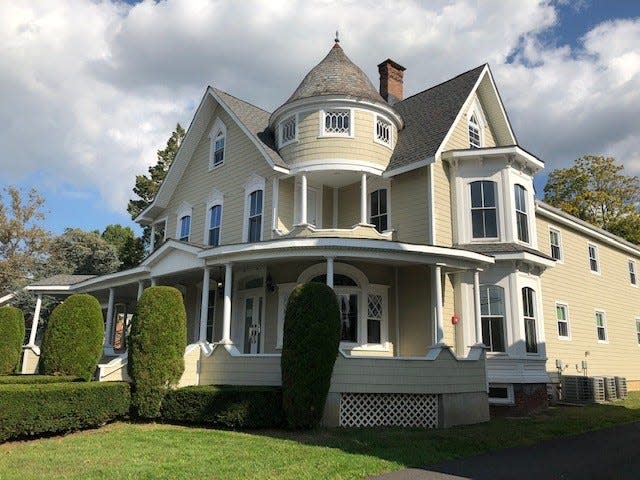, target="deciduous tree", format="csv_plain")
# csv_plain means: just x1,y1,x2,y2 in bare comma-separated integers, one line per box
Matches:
101,224,145,270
